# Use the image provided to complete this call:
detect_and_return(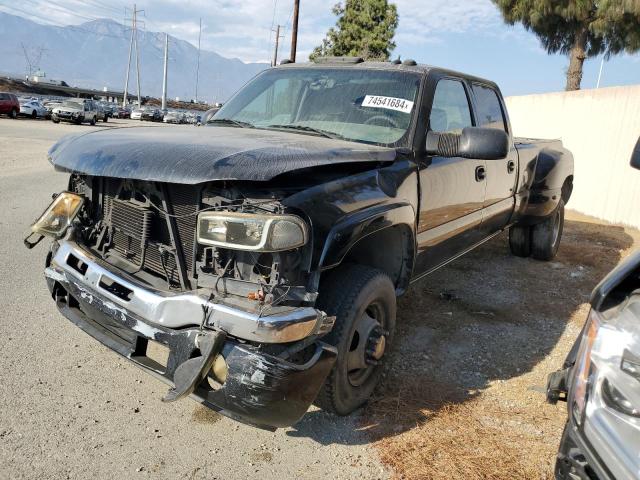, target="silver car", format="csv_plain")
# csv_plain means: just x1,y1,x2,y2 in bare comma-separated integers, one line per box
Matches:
548,137,640,480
